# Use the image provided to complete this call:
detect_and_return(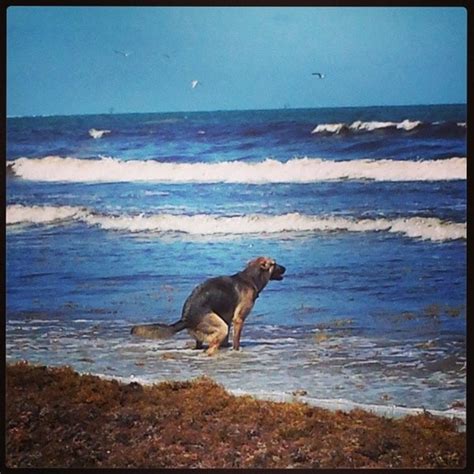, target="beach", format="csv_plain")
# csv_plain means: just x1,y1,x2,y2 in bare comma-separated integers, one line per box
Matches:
5,362,465,469
6,105,466,469
6,4,469,470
